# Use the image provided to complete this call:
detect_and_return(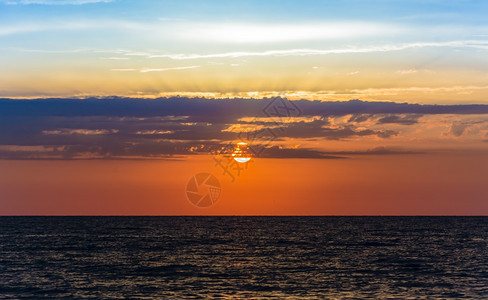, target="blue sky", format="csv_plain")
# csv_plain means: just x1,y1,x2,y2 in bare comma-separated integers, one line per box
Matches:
1,0,488,102
2,0,487,23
